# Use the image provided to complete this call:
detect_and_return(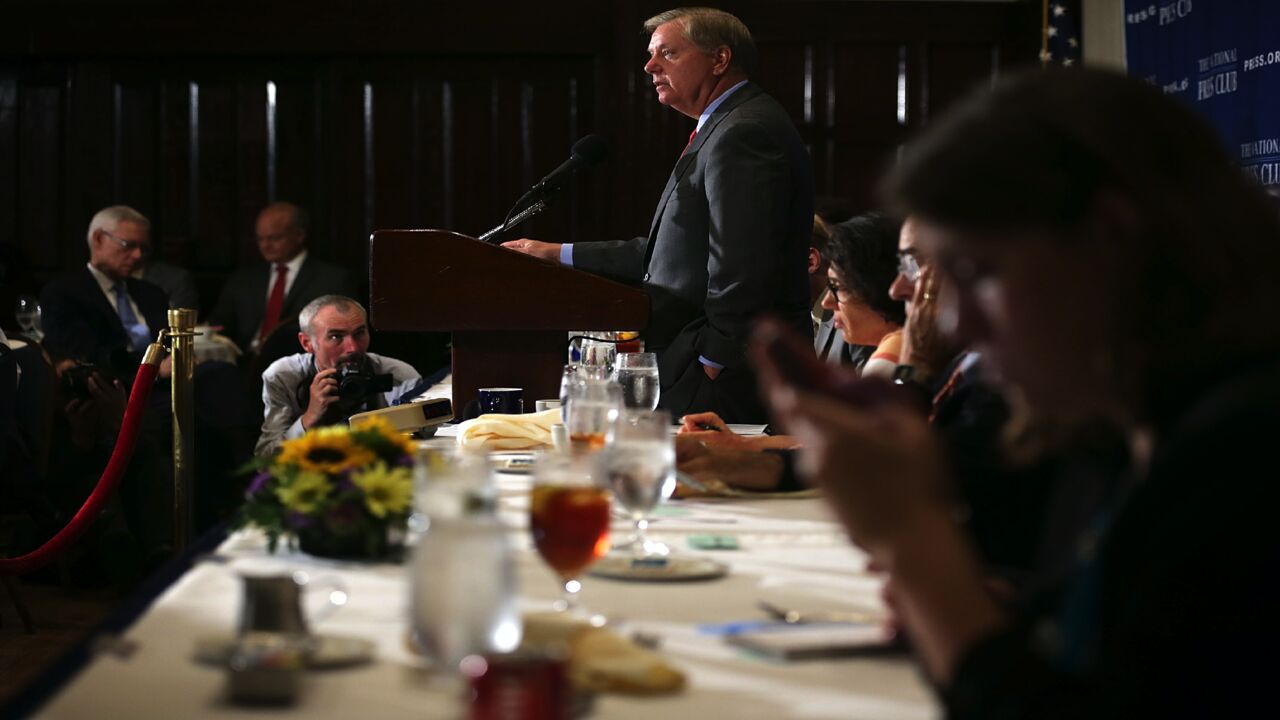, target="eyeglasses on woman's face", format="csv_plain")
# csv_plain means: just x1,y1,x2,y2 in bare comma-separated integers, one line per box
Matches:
826,279,858,305
897,251,922,283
